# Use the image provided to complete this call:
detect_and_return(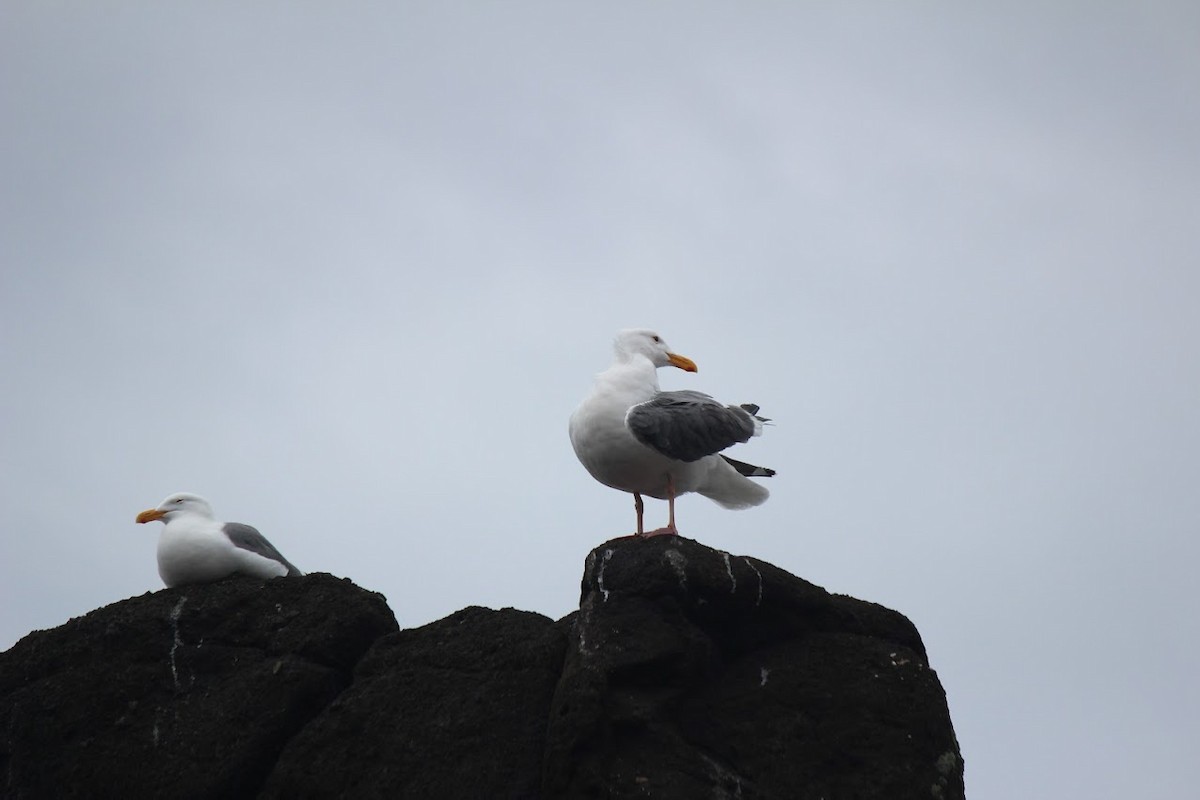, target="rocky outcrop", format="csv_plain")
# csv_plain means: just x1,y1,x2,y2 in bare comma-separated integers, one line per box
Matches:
0,573,398,799
544,536,963,799
0,537,963,799
261,605,569,798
